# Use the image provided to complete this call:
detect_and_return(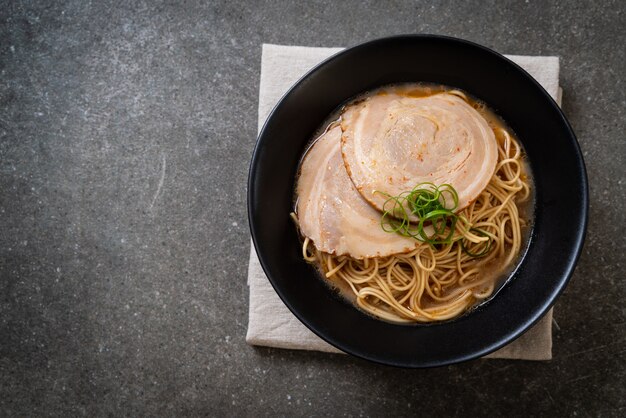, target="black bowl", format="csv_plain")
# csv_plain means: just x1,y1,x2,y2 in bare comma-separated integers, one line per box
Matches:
248,35,588,367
